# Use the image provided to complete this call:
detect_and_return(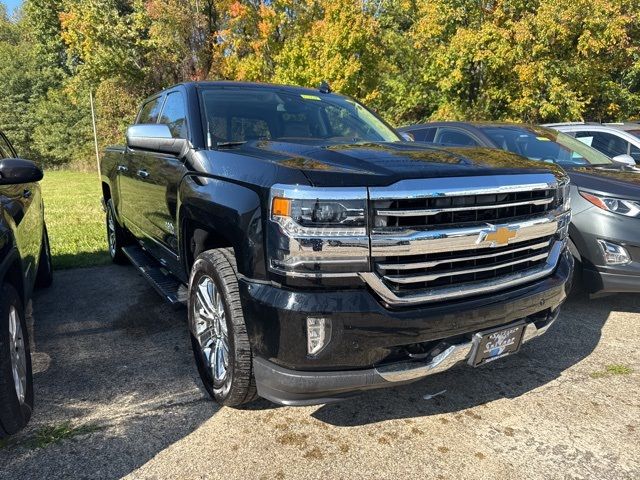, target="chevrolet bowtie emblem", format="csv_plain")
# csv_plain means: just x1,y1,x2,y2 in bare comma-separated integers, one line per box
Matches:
478,226,518,246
